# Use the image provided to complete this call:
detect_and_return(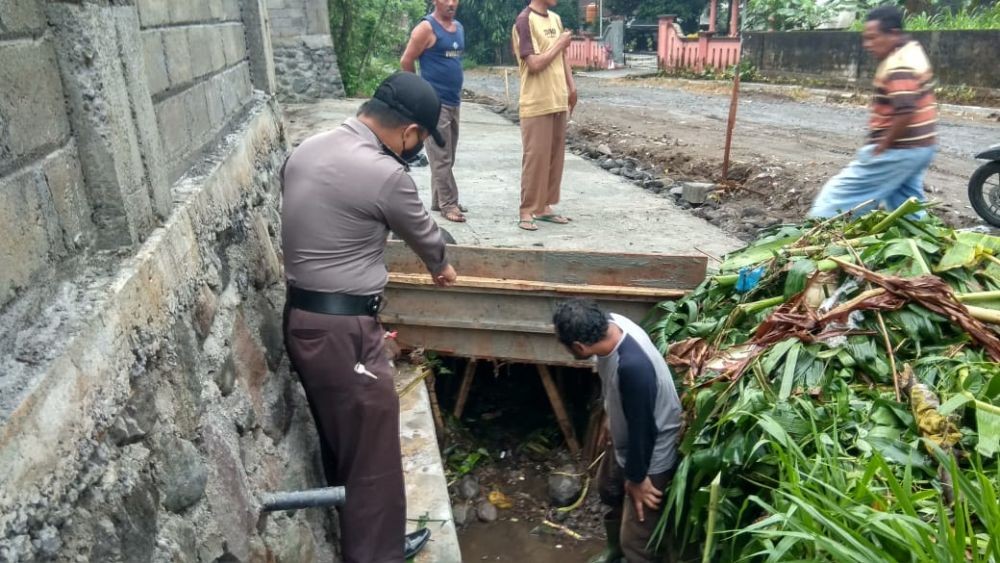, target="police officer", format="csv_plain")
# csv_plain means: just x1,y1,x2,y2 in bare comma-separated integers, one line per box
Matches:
281,71,457,563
